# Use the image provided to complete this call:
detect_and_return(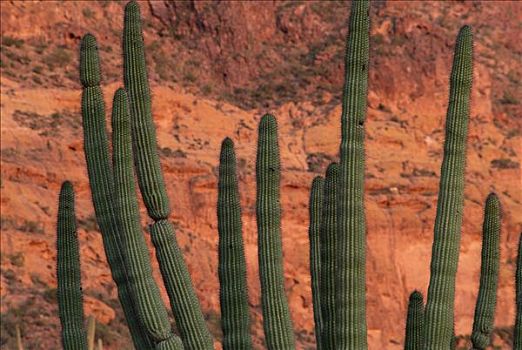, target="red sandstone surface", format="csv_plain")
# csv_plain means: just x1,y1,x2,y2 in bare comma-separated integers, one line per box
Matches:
1,1,521,349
